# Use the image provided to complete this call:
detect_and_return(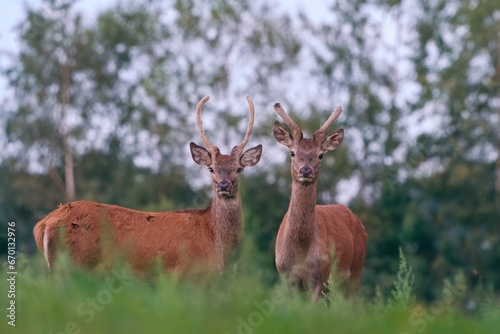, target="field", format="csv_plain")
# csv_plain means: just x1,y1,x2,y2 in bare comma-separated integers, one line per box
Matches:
2,242,499,334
